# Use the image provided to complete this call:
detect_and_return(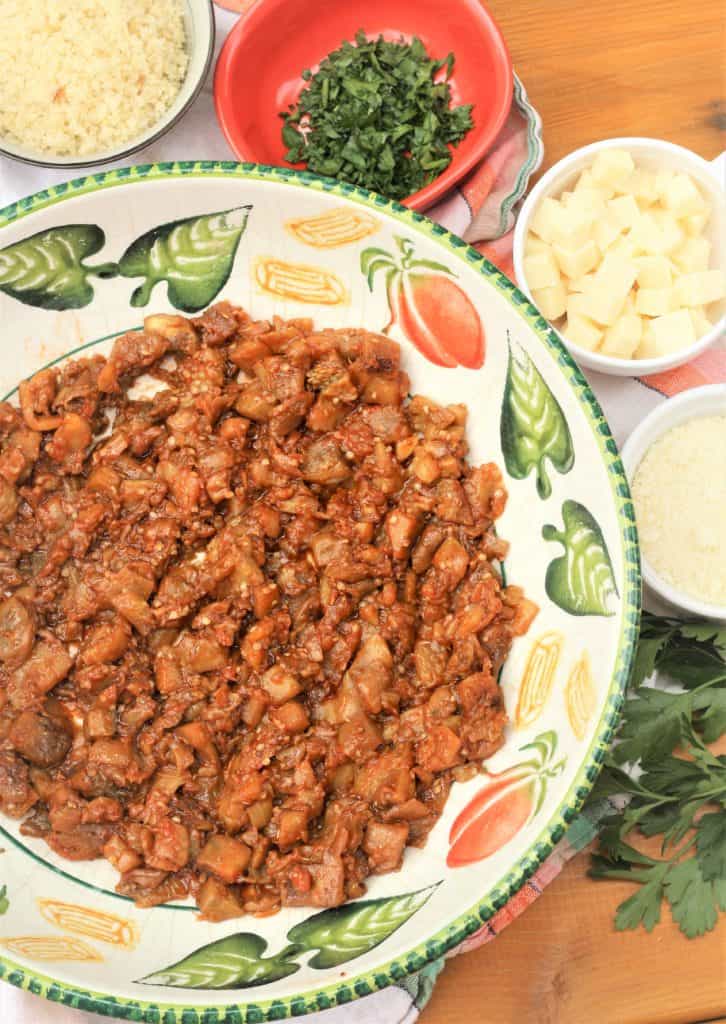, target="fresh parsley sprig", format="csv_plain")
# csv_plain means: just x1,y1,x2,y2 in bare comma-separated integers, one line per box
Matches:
280,31,473,200
590,612,726,938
